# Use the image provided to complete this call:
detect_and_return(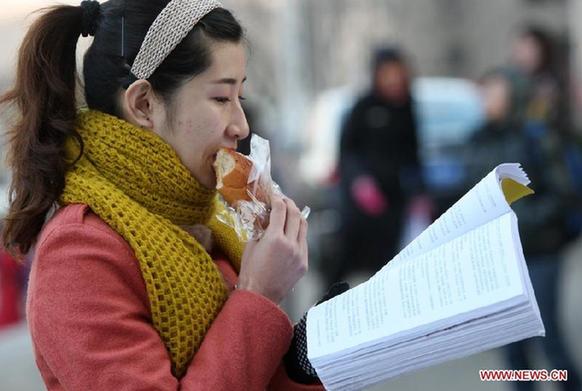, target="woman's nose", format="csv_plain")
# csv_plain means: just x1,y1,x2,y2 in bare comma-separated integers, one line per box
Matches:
227,106,250,140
